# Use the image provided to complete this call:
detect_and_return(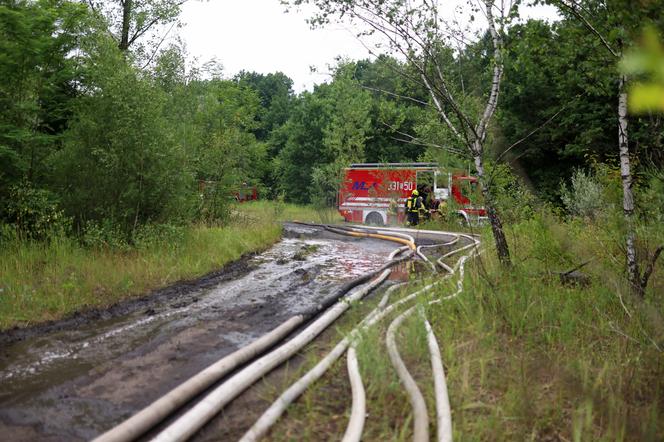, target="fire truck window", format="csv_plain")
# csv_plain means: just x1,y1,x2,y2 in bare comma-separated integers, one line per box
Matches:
437,173,449,188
